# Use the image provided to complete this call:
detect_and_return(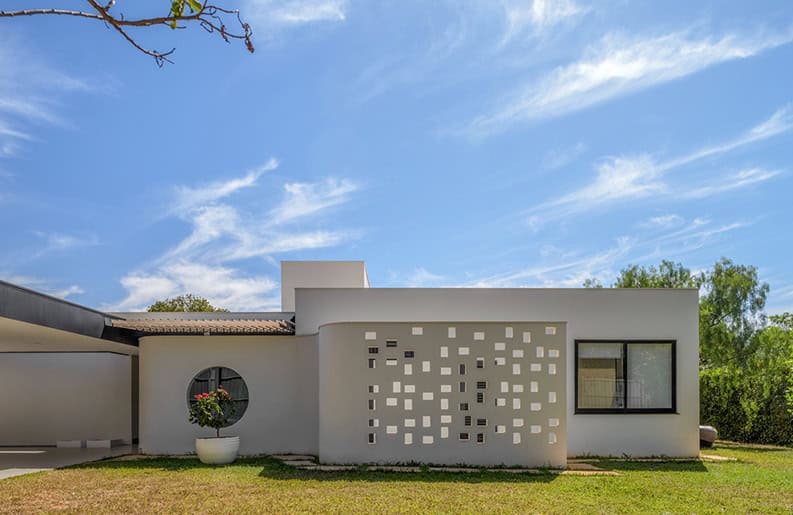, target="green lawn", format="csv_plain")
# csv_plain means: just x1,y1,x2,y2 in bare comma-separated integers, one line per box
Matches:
2,442,792,514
